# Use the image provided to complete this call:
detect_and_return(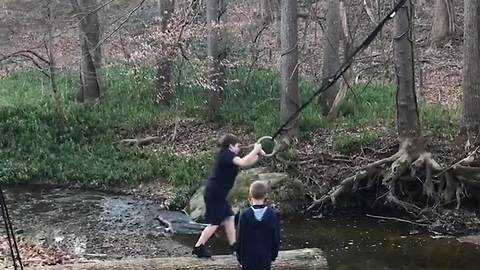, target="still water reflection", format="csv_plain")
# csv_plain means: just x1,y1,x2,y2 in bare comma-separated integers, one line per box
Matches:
174,214,480,270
